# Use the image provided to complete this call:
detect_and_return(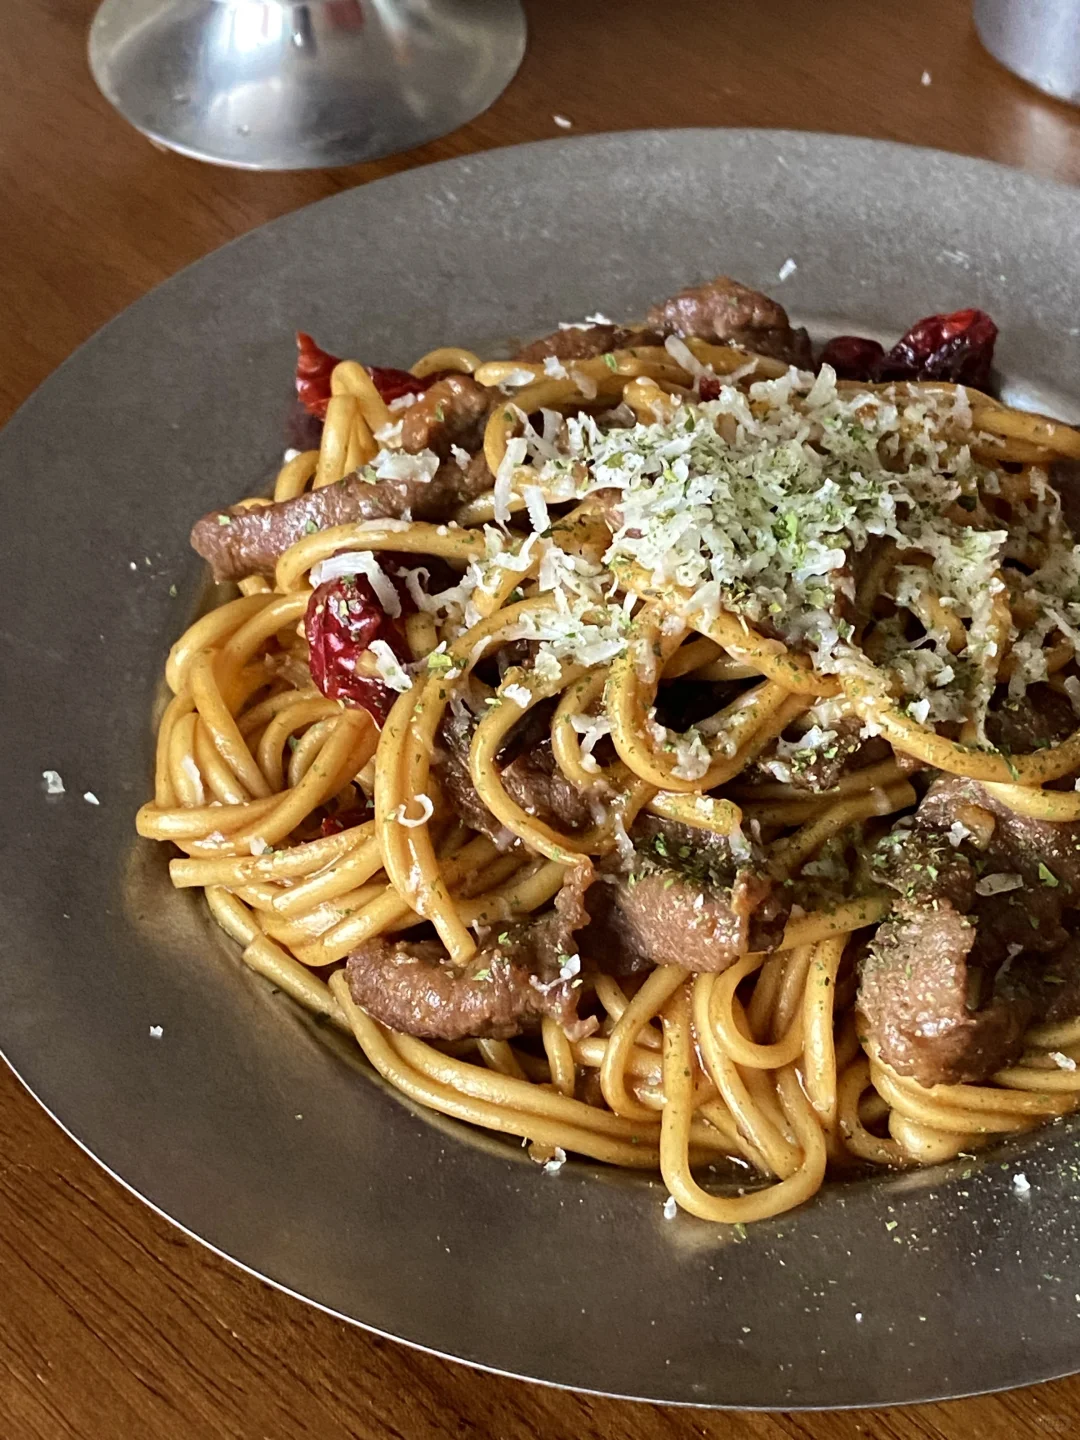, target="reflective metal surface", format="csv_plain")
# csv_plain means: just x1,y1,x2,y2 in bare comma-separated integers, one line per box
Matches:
88,0,526,169
975,0,1080,105
4,132,1080,1406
